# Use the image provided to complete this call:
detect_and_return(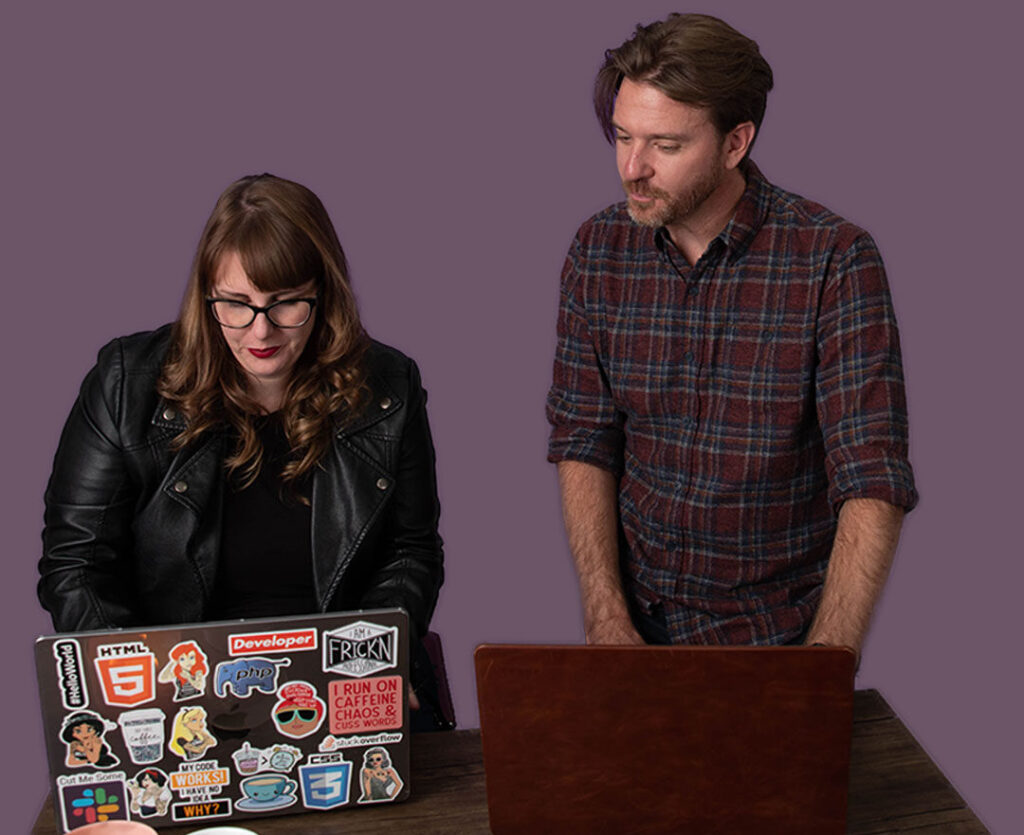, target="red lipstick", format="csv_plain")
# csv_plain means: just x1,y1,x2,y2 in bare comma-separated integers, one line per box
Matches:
248,347,281,359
